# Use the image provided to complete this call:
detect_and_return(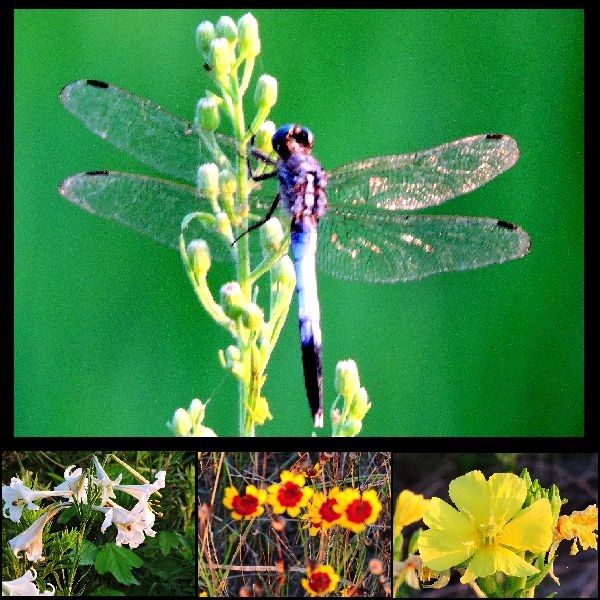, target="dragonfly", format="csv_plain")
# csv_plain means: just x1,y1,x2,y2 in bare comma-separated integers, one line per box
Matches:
59,79,530,428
